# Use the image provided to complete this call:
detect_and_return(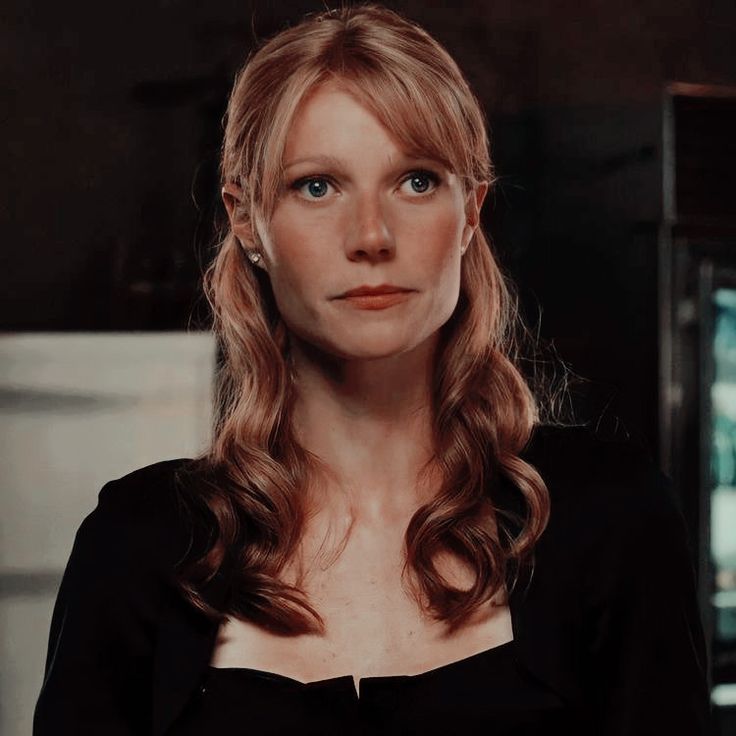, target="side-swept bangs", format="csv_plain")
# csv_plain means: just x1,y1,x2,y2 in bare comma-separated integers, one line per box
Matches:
229,12,493,232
